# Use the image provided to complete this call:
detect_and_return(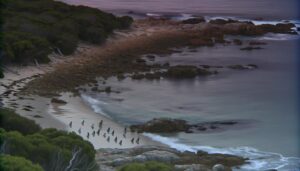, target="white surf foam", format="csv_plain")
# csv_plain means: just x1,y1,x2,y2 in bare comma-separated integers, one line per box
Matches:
144,133,300,171
257,33,300,41
81,94,111,118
